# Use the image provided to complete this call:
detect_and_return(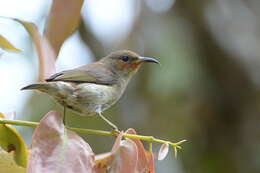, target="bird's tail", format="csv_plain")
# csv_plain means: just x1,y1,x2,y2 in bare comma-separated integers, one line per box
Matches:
21,83,50,91
21,82,71,97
